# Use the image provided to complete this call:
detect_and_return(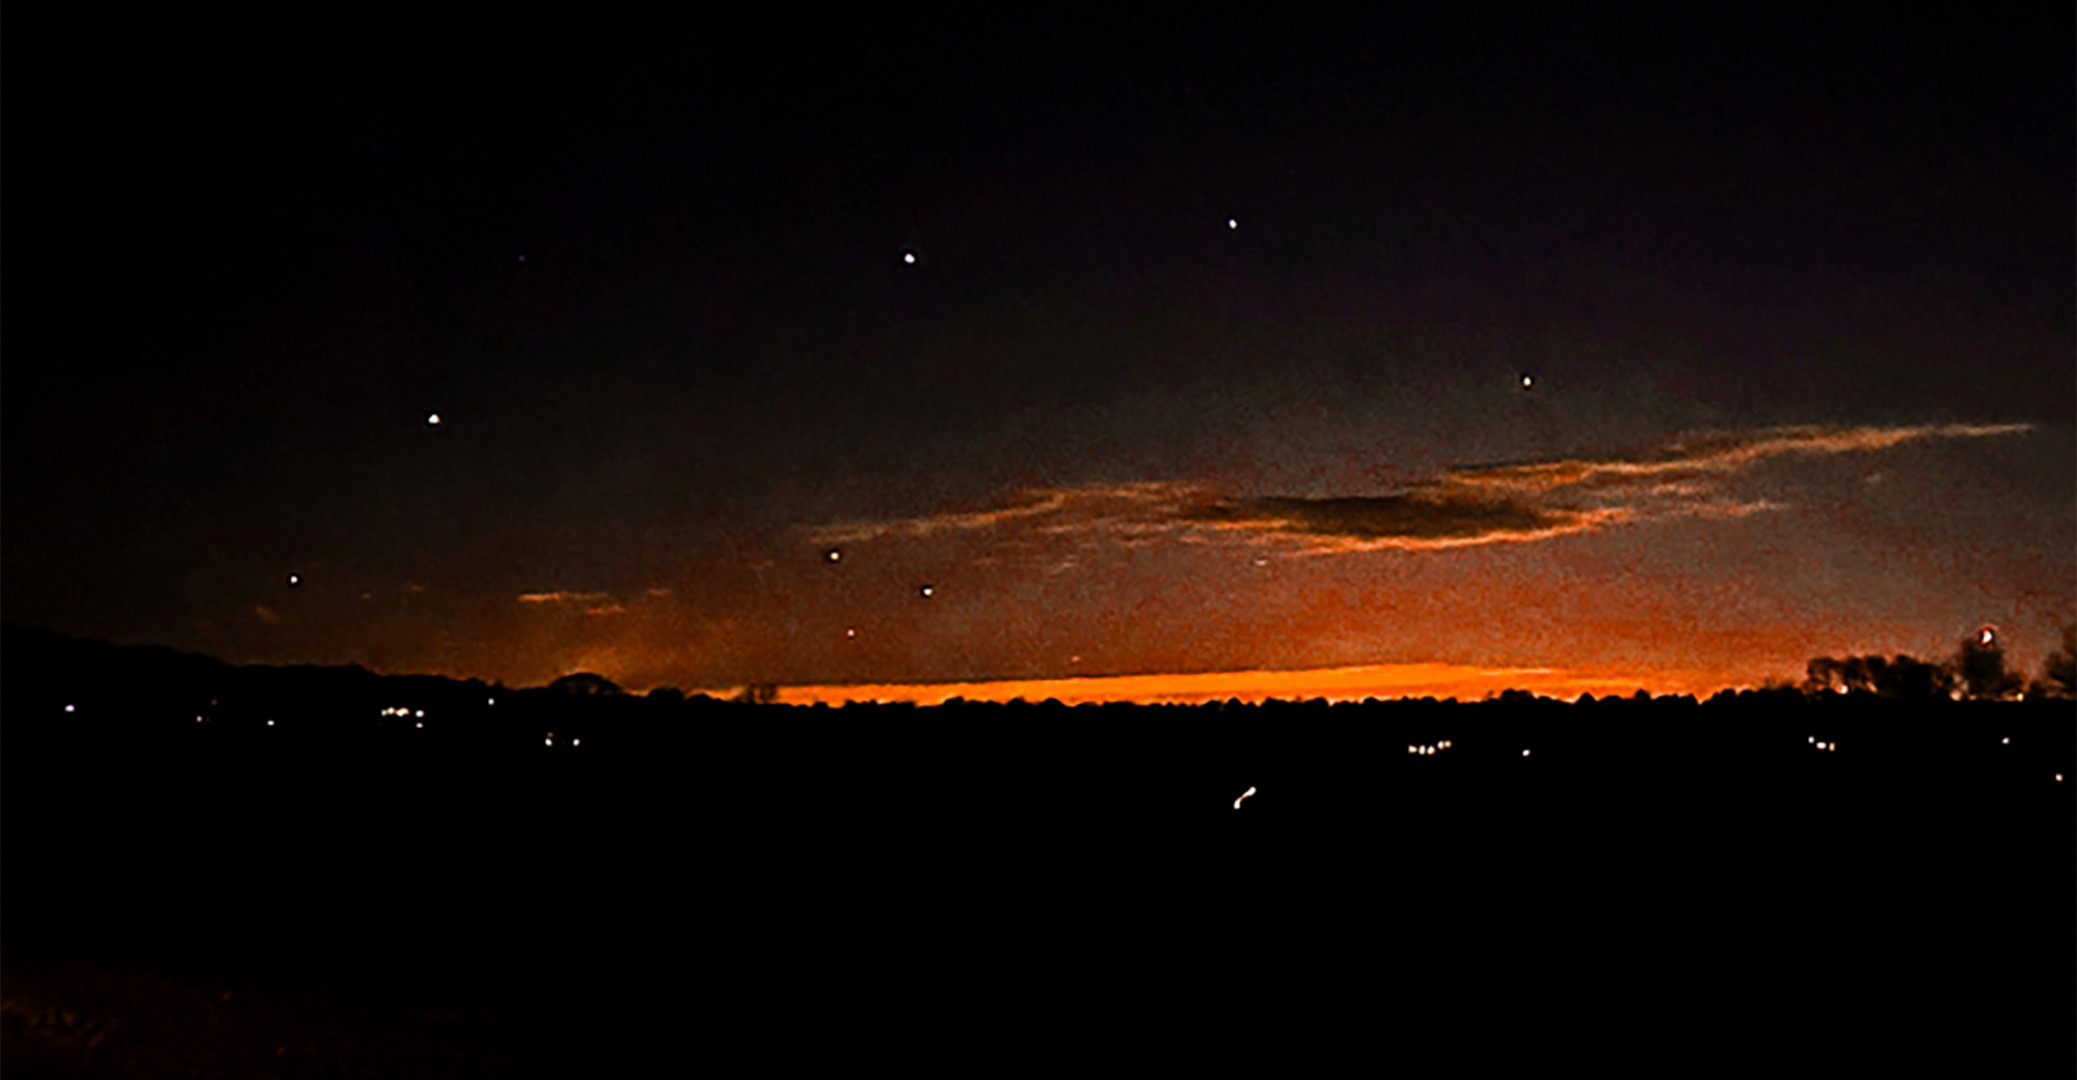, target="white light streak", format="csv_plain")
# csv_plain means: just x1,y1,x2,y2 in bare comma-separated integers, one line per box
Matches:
1233,785,1256,809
